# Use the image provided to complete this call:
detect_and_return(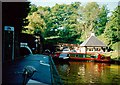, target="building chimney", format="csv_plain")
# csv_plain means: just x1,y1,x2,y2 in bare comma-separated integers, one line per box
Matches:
91,33,95,36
